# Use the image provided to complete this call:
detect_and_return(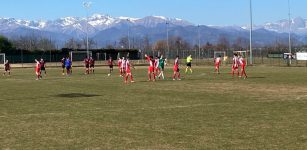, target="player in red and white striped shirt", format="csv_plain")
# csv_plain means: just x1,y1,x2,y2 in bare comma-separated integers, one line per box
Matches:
35,59,42,80
124,57,135,83
214,55,222,74
231,53,240,78
145,54,156,81
121,57,126,76
239,55,247,79
172,56,181,80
